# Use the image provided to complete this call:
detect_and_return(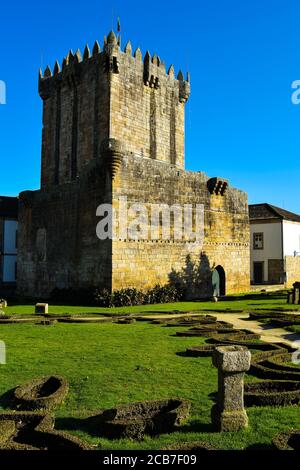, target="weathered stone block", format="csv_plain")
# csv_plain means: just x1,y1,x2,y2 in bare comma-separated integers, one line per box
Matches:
212,345,251,372
288,282,300,304
211,406,248,432
35,303,49,314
